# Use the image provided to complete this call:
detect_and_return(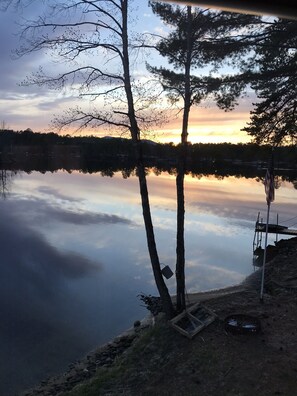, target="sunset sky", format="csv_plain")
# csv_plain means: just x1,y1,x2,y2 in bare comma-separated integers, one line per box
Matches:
0,0,262,144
